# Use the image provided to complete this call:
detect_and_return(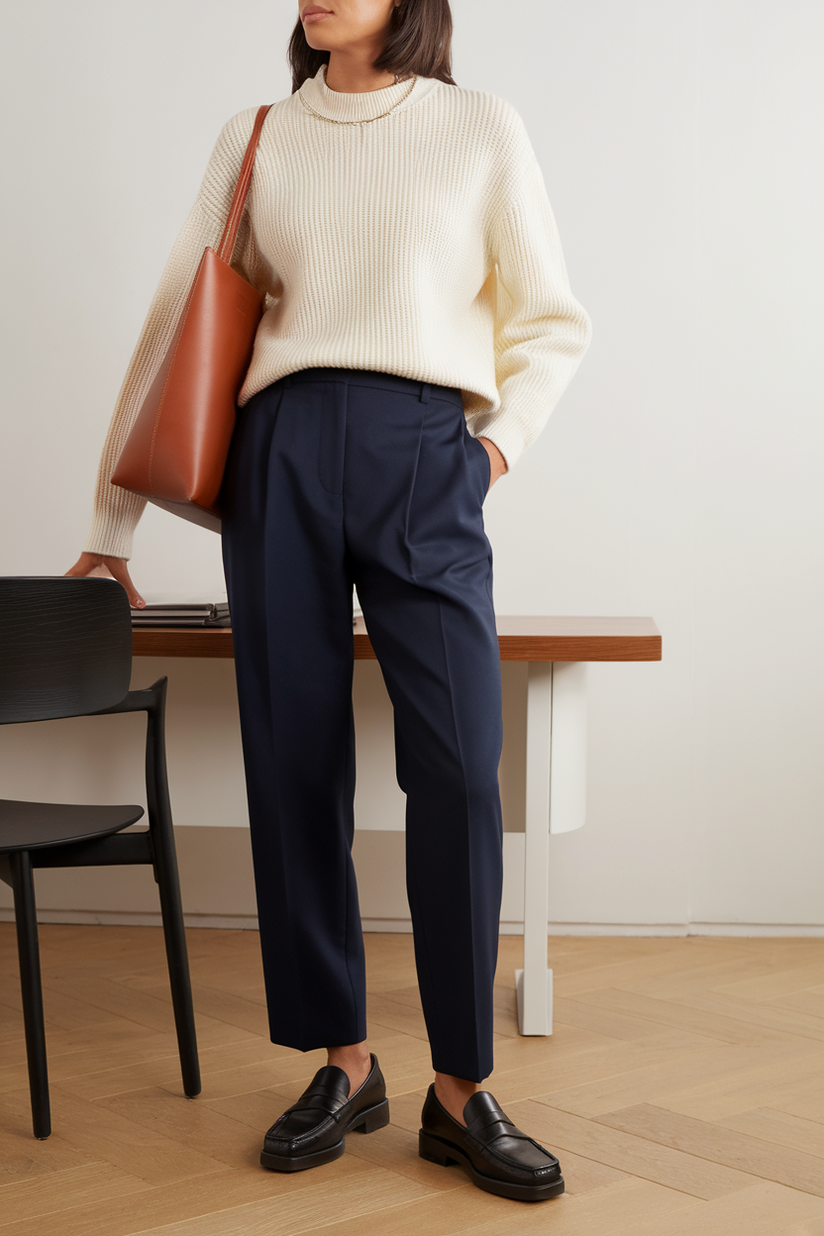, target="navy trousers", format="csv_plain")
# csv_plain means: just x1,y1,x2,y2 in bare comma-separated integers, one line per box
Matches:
219,366,504,1082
